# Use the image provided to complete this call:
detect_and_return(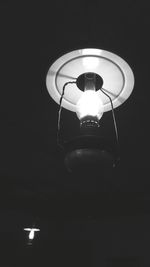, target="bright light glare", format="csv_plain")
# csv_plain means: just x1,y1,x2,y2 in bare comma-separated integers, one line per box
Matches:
81,49,101,69
82,57,99,69
81,48,102,56
76,90,103,120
